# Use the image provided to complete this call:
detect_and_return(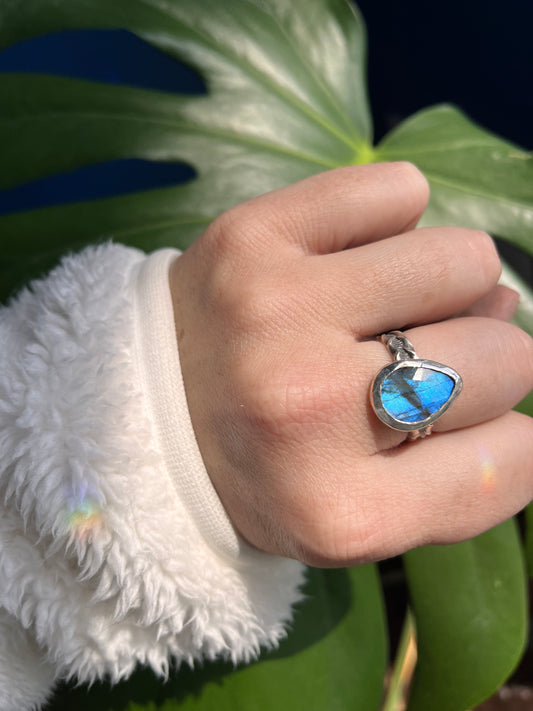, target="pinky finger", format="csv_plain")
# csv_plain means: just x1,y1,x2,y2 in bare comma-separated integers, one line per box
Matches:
357,411,533,562
458,284,520,322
